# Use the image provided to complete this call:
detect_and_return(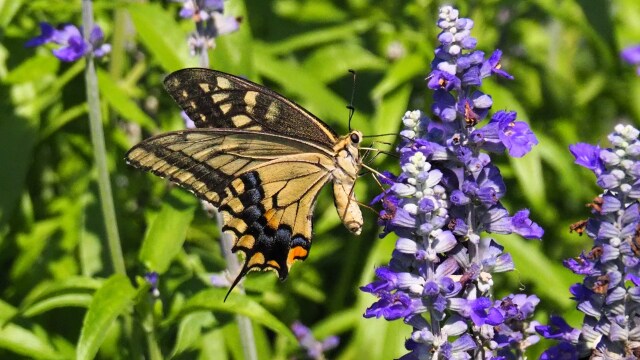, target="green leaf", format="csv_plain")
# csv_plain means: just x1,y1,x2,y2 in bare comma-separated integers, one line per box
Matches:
497,234,578,308
254,44,365,130
171,311,216,357
0,0,24,28
76,275,137,360
23,294,93,317
368,84,411,151
139,188,197,273
265,19,374,55
370,54,426,100
3,55,59,84
0,323,63,360
274,0,347,22
96,69,156,131
303,42,386,83
167,288,297,344
127,3,196,72
21,277,102,313
510,146,545,212
0,88,39,228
